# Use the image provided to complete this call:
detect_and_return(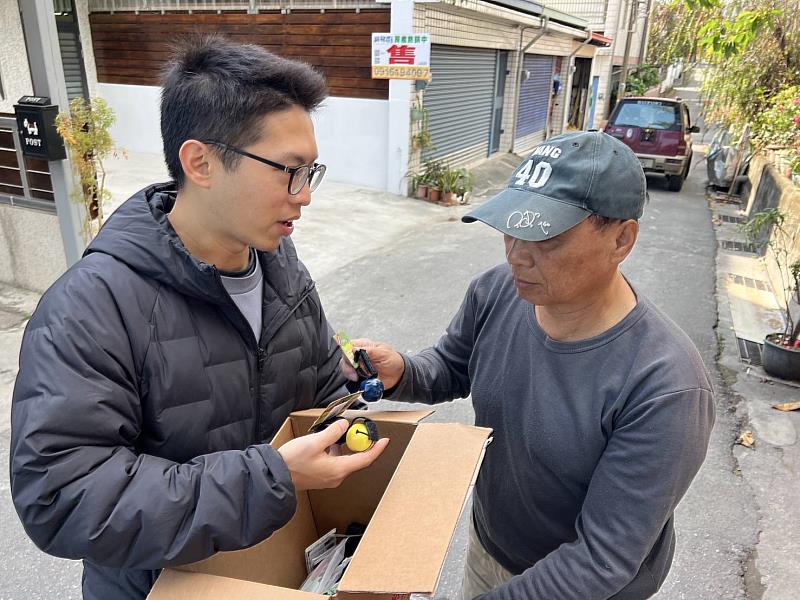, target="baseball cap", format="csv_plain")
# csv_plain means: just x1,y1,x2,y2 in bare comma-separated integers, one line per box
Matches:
462,130,647,241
